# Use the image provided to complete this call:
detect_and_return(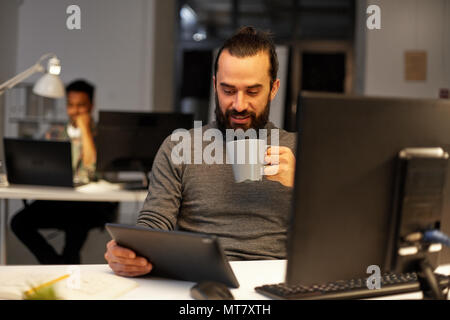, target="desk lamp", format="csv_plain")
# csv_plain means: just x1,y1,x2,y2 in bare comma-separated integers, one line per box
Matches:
0,53,64,98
